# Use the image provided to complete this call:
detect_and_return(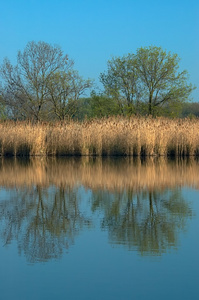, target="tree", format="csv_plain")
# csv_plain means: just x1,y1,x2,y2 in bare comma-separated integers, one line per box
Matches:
134,46,194,115
100,54,142,115
0,41,69,120
101,46,195,116
47,69,93,120
0,95,7,120
0,103,7,120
